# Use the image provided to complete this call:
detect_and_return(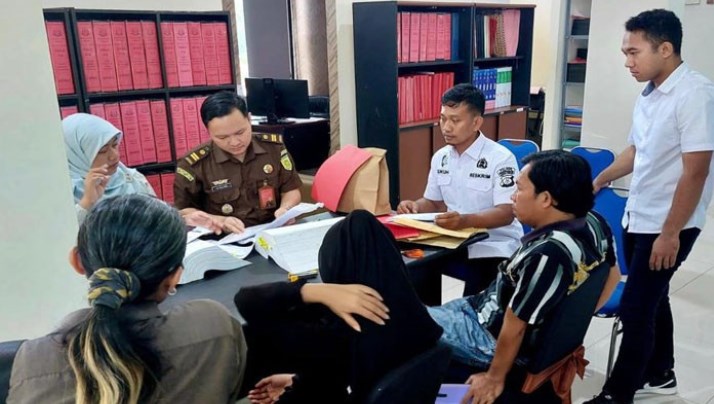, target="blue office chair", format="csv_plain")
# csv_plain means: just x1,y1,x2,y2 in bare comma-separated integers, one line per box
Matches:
571,146,616,181
497,138,540,169
592,186,628,379
497,139,538,234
